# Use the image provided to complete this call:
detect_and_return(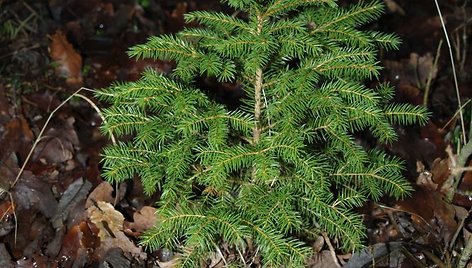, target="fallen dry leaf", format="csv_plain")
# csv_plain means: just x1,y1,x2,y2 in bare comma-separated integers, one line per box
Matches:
430,157,451,190
157,256,179,268
32,117,80,164
100,247,133,267
127,206,157,234
307,250,340,268
12,170,58,219
396,188,458,244
85,181,115,208
0,243,14,267
208,252,224,268
88,201,124,241
15,253,59,268
49,29,83,87
0,117,34,165
416,161,438,191
344,242,403,268
51,178,92,229
0,200,15,237
58,221,99,267
87,201,147,260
